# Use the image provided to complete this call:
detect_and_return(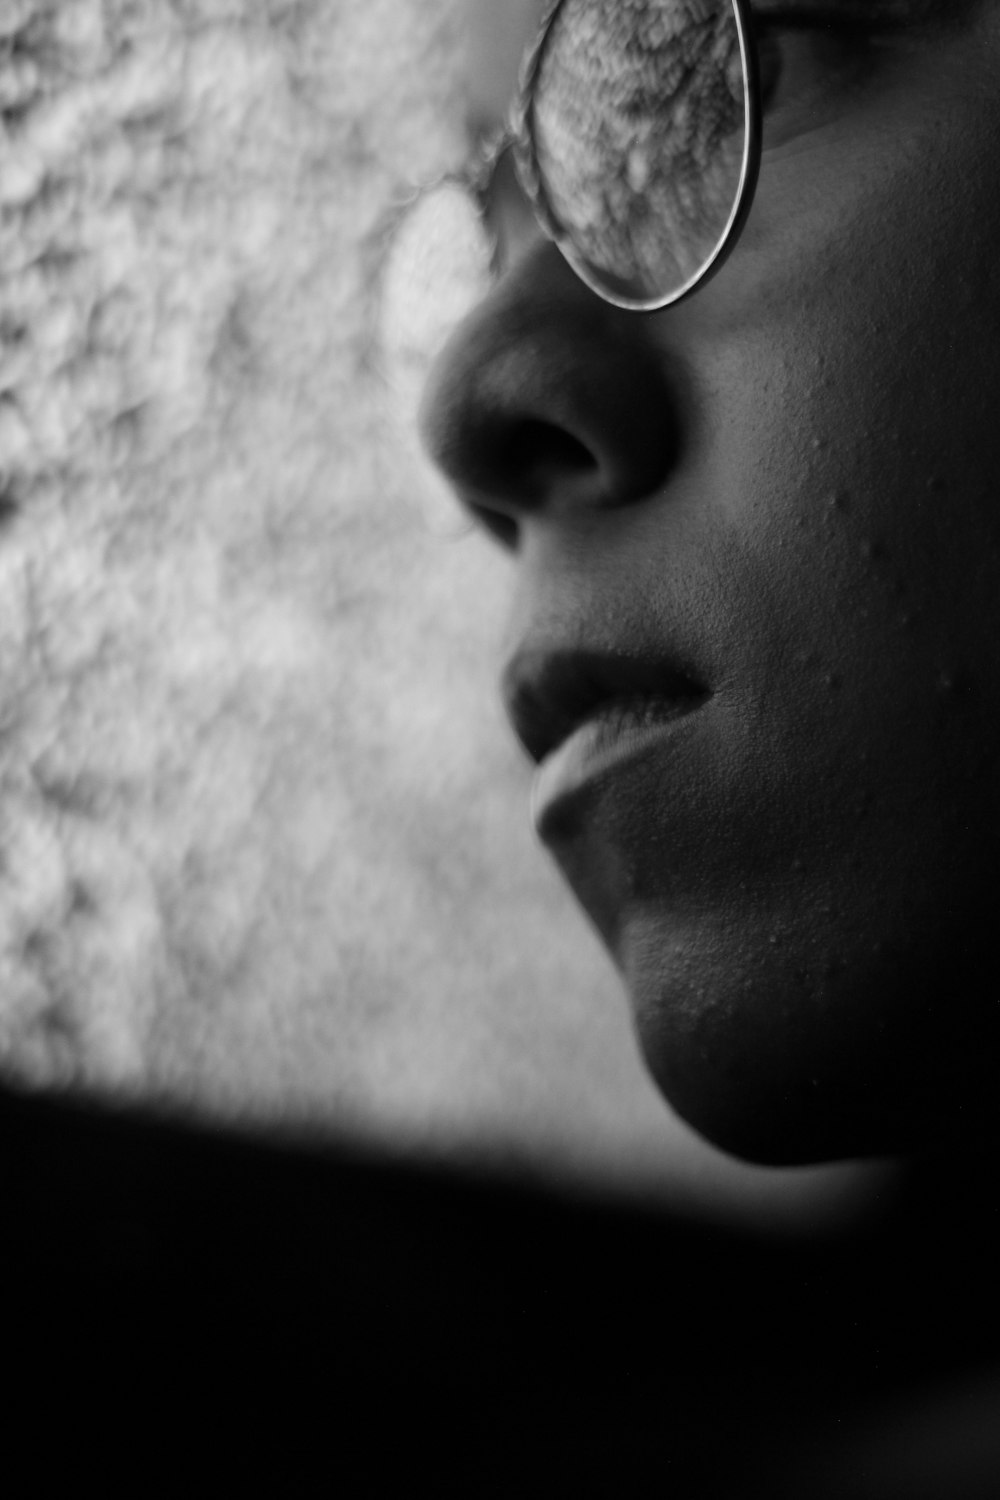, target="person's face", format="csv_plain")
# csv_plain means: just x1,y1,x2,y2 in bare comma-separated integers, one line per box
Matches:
419,0,1000,1164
